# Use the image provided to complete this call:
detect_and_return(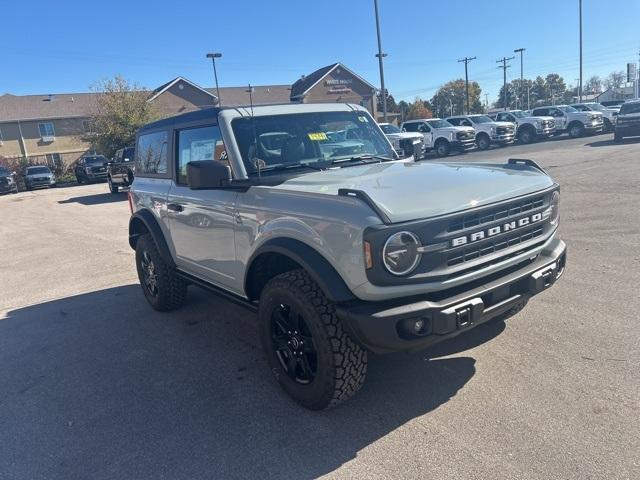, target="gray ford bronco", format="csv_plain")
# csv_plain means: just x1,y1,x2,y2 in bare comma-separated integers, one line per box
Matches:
128,103,566,410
